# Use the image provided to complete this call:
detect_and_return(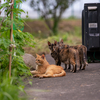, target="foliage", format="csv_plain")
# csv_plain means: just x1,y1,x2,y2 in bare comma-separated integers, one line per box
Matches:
23,0,76,34
0,0,35,100
0,77,26,100
67,16,77,20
